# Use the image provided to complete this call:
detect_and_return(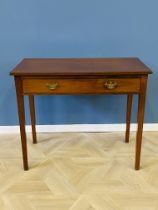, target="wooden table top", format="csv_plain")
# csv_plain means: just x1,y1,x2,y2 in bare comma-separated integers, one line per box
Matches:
10,58,152,76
